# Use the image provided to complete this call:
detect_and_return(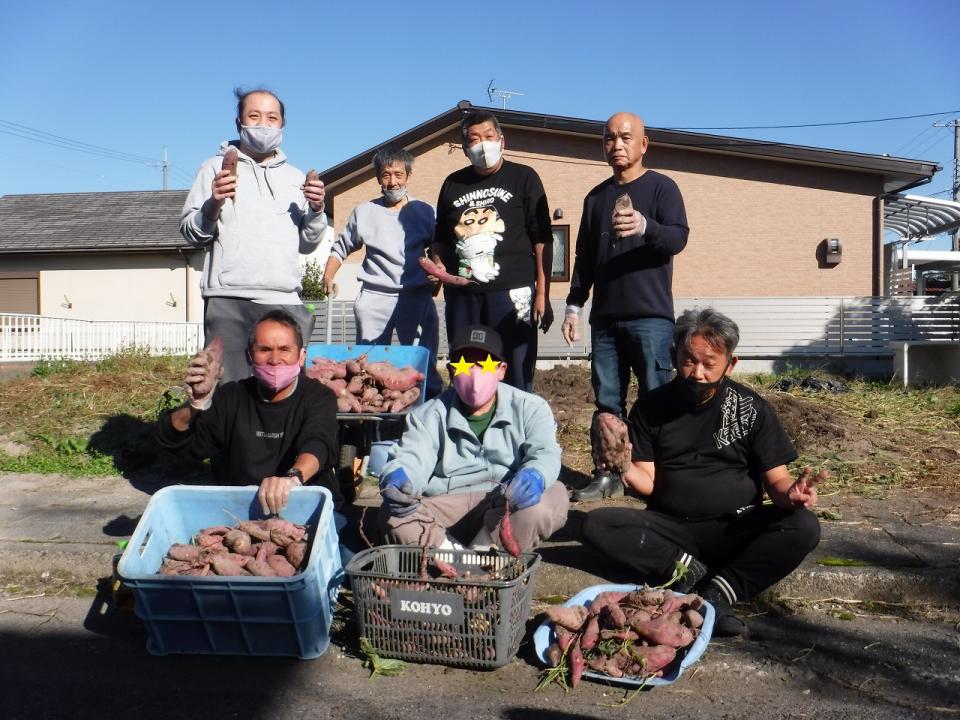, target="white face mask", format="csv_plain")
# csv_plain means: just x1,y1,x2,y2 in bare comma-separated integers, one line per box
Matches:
240,125,283,155
381,186,408,205
465,139,503,169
